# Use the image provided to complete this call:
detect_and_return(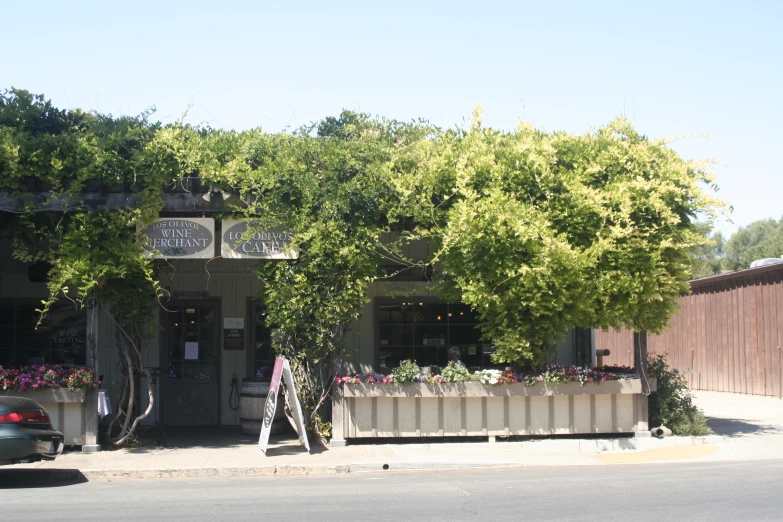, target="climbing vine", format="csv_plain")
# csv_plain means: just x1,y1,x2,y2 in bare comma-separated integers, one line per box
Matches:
0,89,724,444
1,88,172,445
